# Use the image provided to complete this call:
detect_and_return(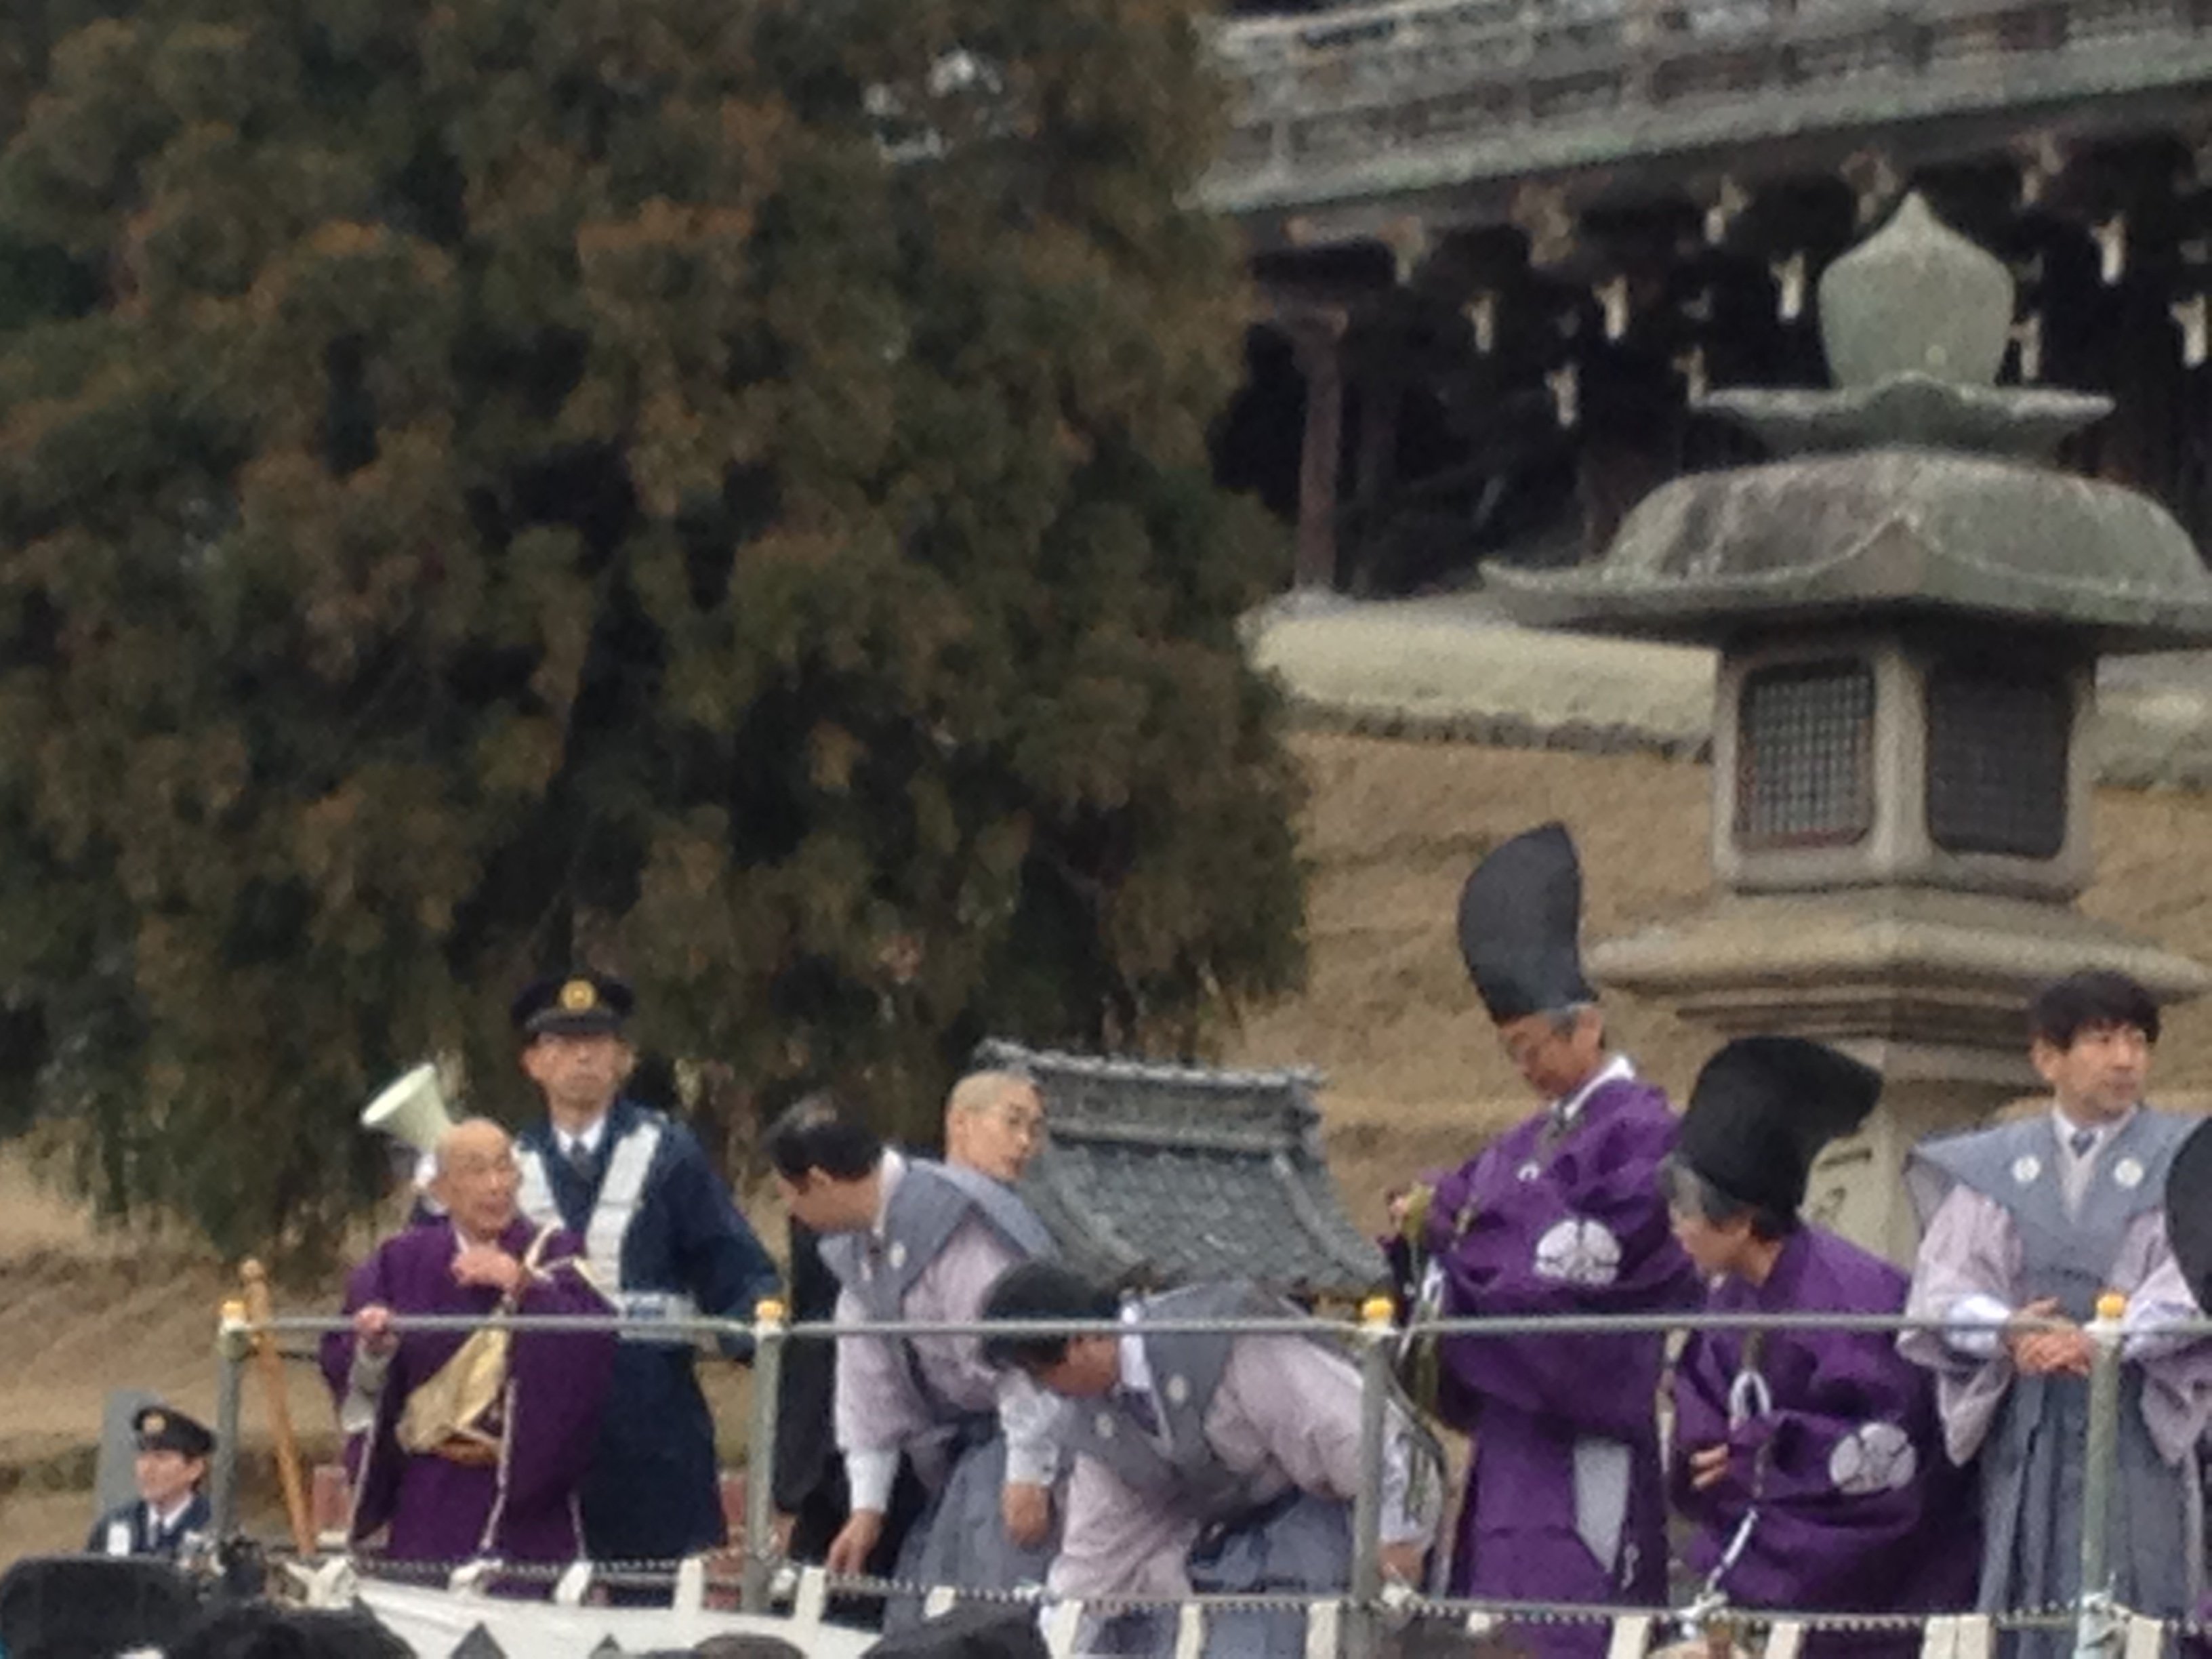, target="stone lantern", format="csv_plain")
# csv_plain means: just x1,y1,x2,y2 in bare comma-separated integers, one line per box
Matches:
1486,194,2212,1263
